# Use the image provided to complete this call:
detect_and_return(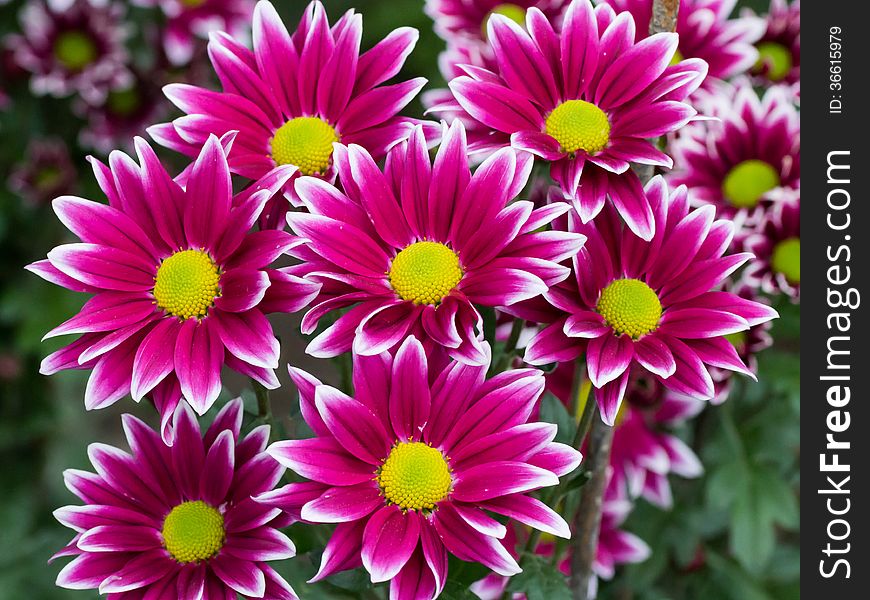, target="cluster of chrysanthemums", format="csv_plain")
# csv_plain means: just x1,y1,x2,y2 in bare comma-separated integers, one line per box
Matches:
15,0,799,597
